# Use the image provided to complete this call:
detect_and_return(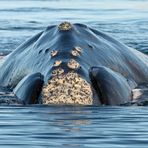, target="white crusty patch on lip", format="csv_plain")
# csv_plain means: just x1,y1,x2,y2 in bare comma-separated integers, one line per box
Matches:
42,72,93,105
